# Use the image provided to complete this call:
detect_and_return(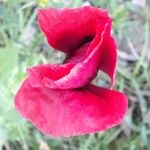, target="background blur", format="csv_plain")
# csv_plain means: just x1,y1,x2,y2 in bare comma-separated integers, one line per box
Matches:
0,0,150,149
